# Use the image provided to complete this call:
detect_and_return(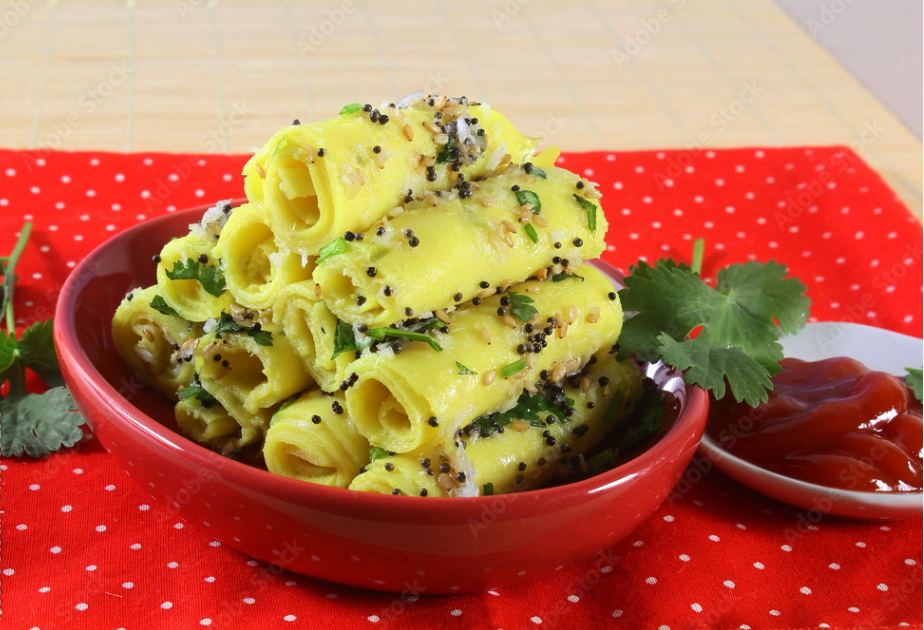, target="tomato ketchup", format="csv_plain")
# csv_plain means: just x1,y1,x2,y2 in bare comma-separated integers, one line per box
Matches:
708,357,923,492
